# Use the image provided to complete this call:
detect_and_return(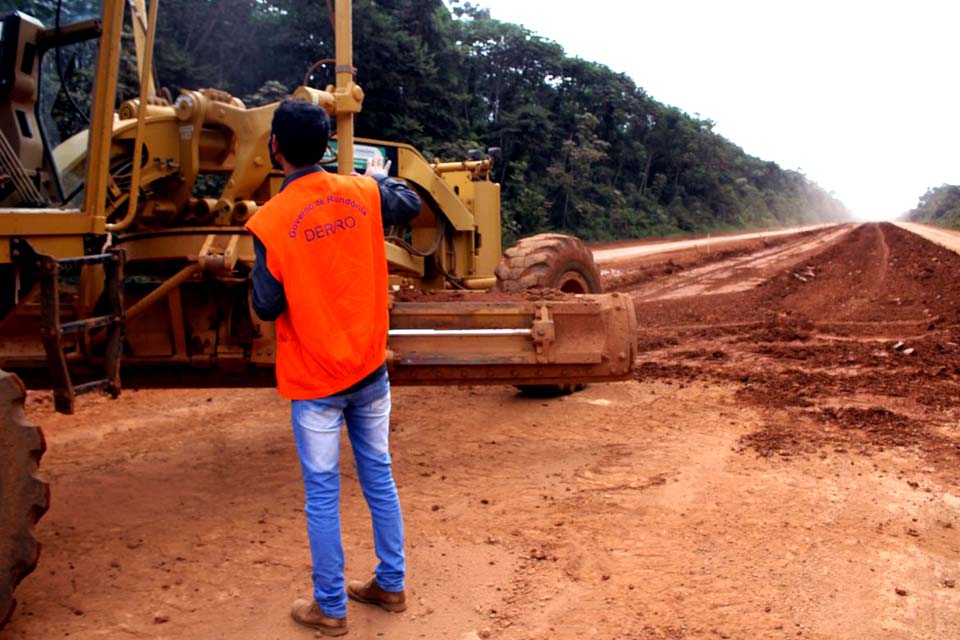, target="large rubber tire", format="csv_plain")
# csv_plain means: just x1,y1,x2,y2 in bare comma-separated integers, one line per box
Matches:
495,233,603,295
0,370,49,629
495,234,602,397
